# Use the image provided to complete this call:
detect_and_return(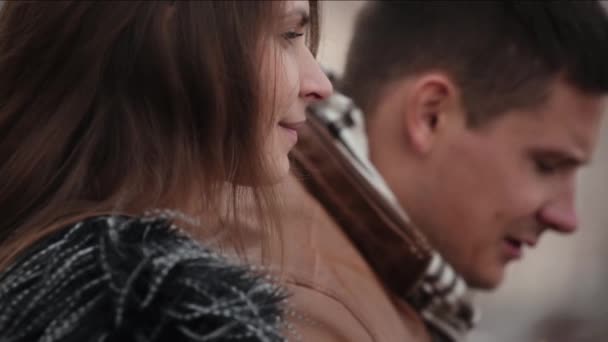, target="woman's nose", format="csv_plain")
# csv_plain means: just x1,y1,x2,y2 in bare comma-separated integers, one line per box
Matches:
299,50,333,102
